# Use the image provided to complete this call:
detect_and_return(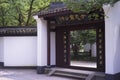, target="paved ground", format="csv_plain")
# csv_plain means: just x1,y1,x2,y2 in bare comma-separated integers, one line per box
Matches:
0,69,76,80
71,61,97,68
